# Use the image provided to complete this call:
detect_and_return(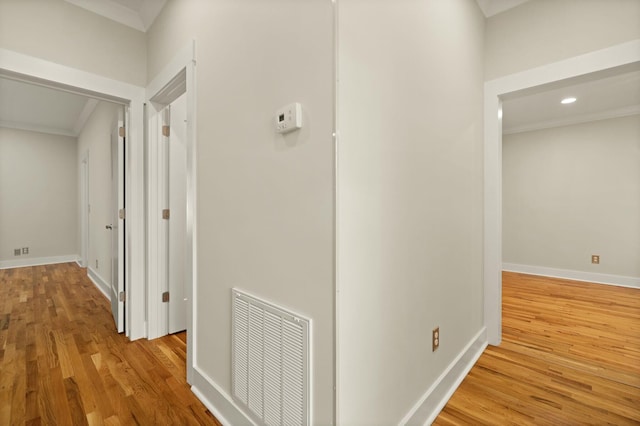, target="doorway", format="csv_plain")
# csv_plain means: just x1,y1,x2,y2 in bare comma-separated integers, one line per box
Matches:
0,48,147,339
483,41,640,345
146,41,196,384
